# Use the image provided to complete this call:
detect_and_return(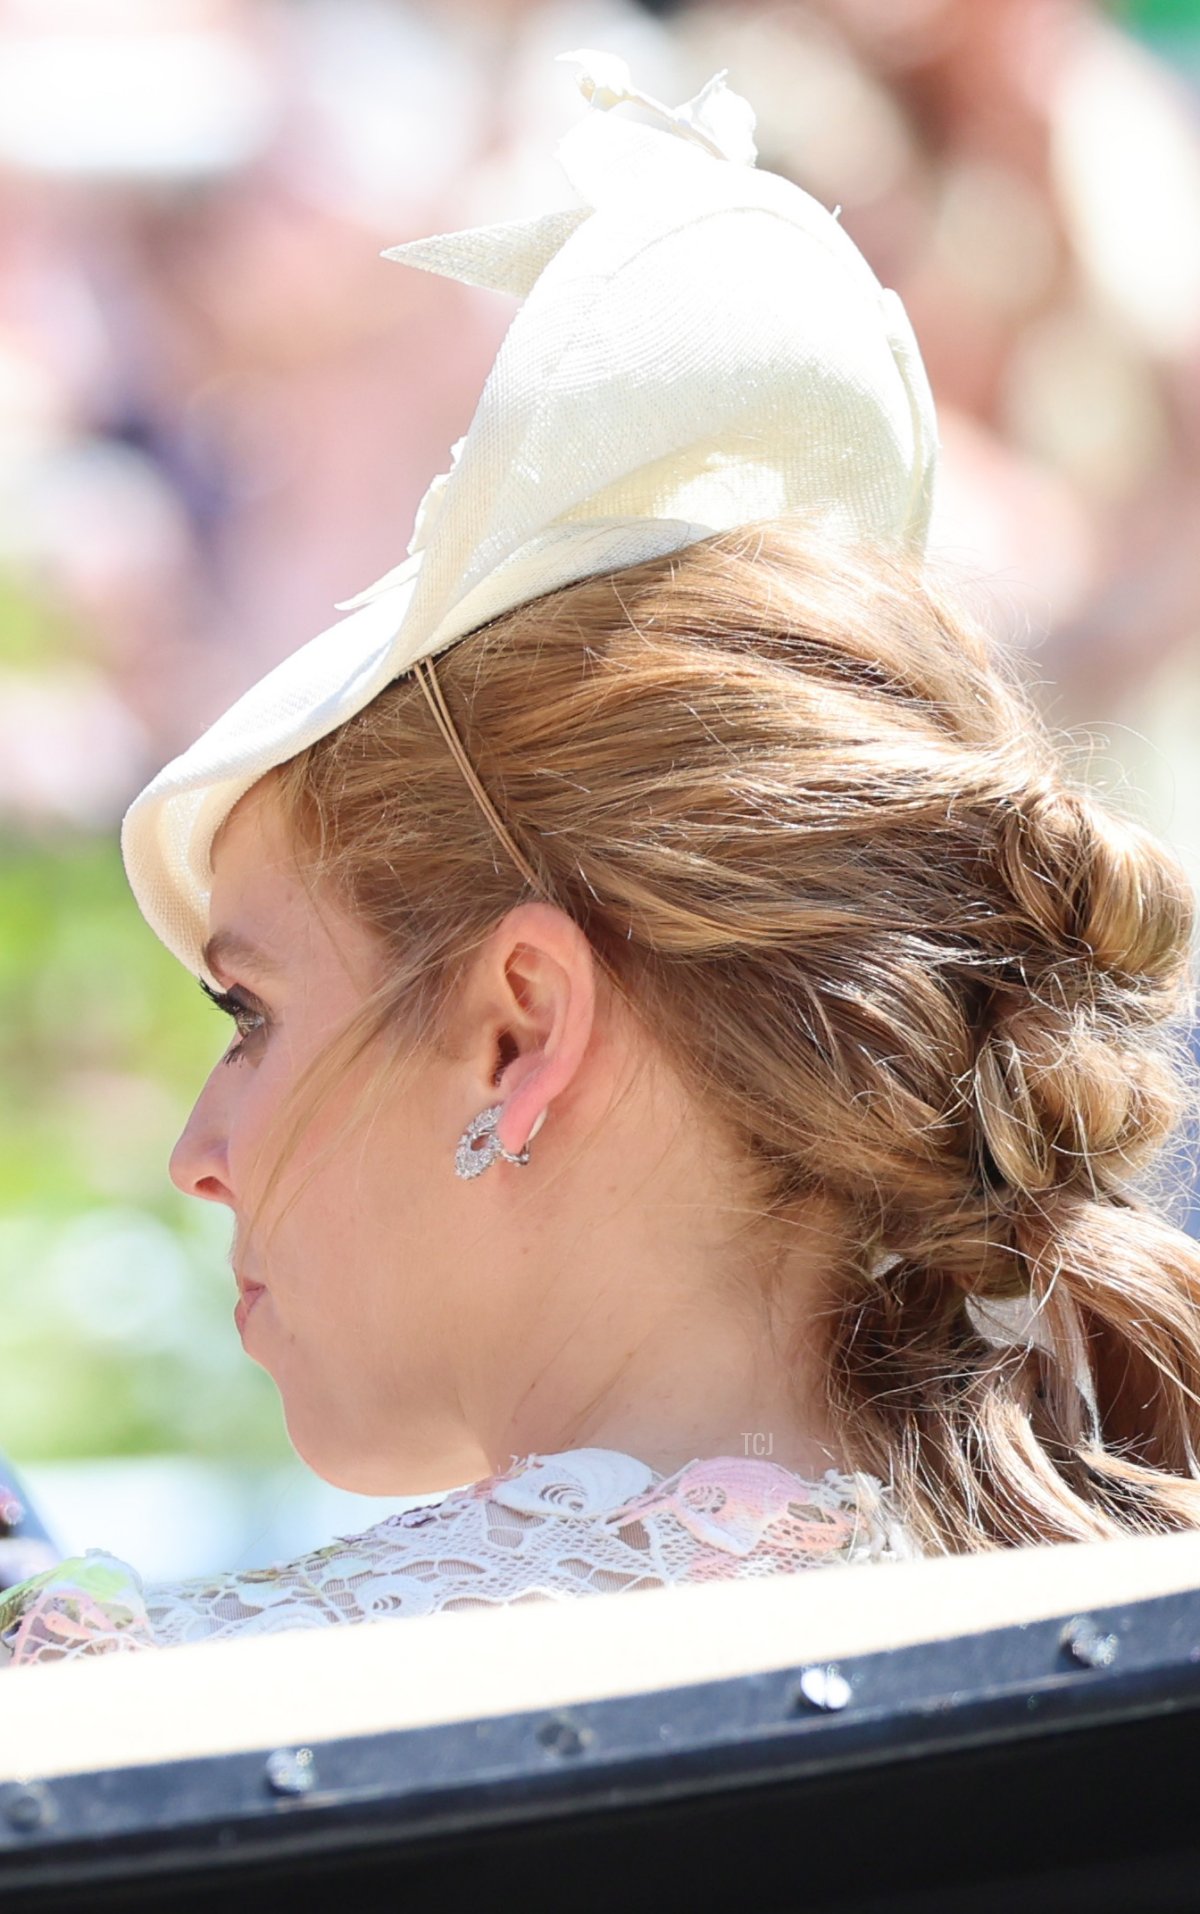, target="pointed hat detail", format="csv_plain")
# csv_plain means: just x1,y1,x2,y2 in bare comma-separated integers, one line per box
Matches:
121,52,940,976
